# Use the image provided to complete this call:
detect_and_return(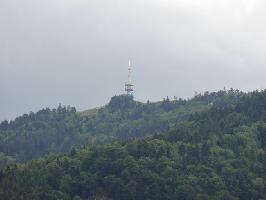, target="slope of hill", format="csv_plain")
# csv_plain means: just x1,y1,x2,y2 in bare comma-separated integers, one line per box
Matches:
0,89,265,200
0,90,243,168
